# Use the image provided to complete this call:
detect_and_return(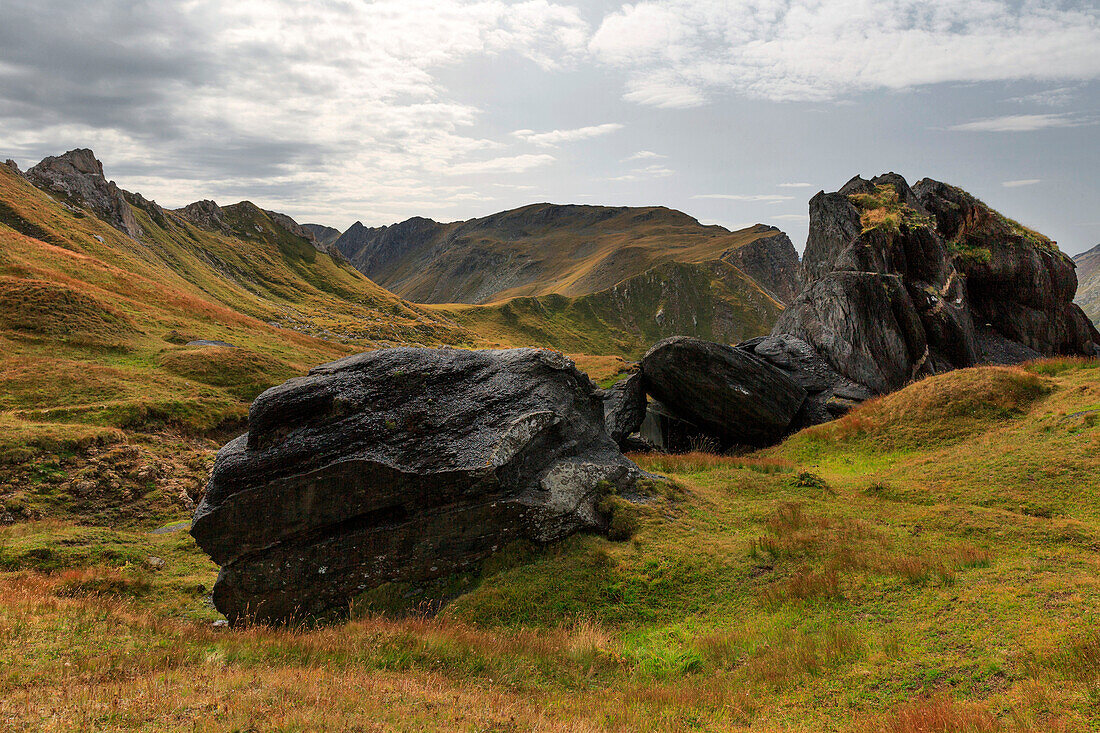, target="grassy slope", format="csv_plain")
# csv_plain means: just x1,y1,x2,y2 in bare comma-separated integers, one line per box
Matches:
353,204,782,304
2,360,1098,730
1074,244,1100,326
0,165,472,524
436,259,784,359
